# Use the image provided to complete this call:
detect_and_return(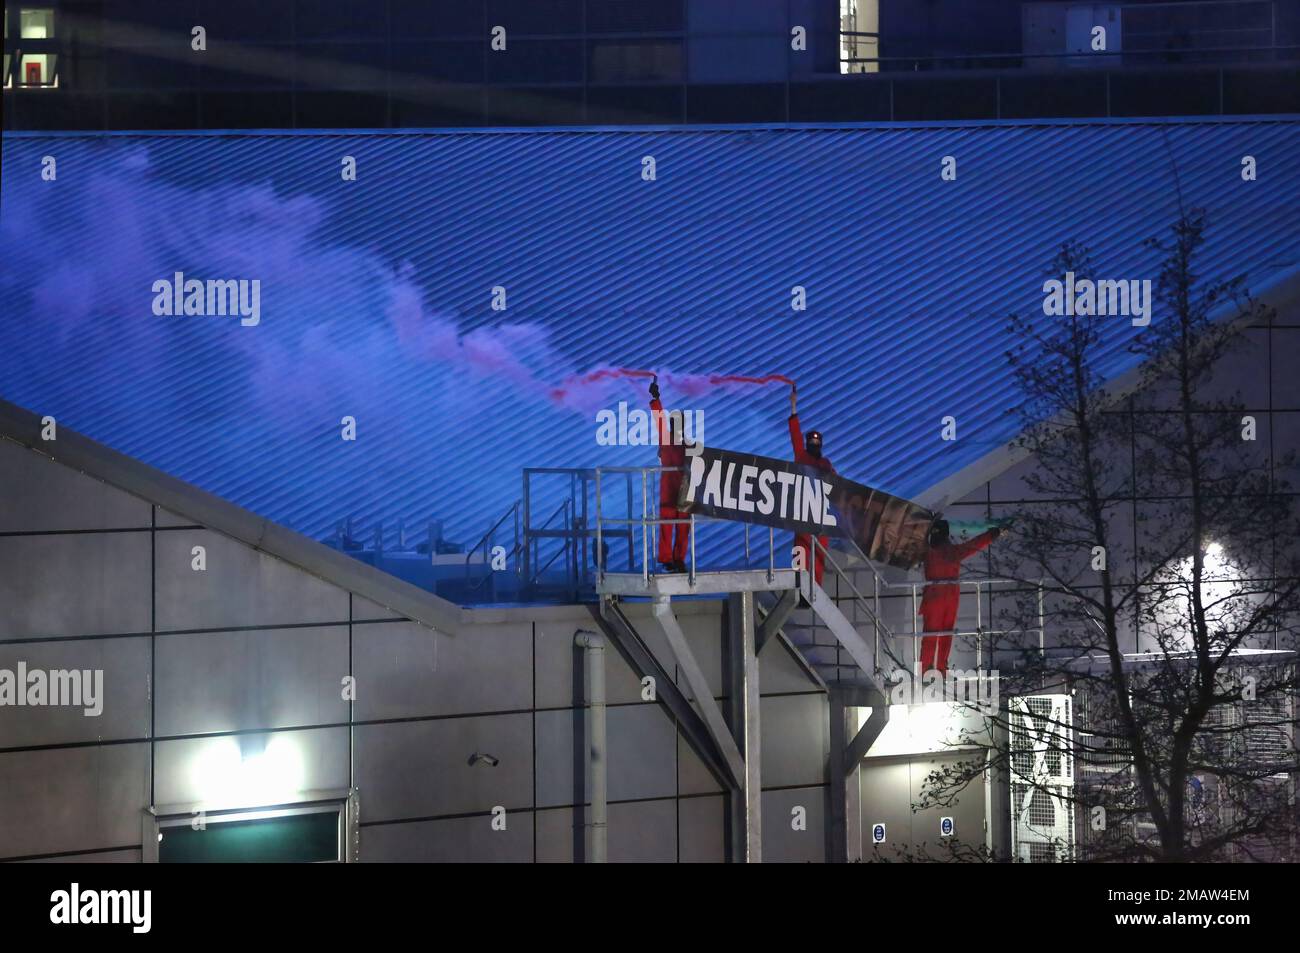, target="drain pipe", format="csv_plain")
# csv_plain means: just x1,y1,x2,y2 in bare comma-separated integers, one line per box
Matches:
574,630,607,863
